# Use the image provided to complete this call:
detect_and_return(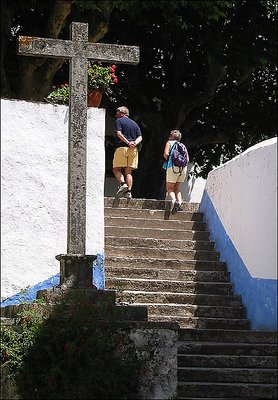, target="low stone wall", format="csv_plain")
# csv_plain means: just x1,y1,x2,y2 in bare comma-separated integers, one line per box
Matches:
1,290,178,400
1,364,19,400
126,323,178,399
1,322,178,400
